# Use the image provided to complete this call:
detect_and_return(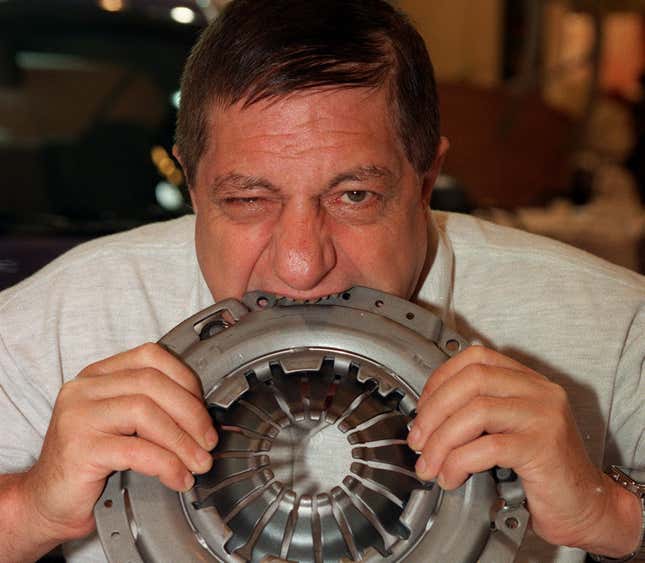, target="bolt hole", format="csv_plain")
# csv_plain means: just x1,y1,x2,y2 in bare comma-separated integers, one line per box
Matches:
342,292,351,300
256,296,269,308
446,339,460,353
111,531,120,539
104,499,113,508
375,300,384,308
505,517,520,529
406,312,415,320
